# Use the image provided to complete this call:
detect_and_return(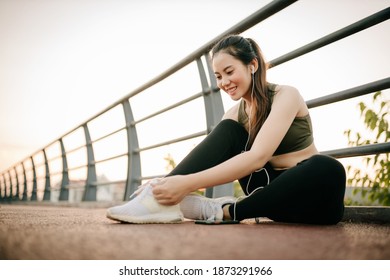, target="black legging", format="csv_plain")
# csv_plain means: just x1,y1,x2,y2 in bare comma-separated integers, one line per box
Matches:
168,119,346,225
